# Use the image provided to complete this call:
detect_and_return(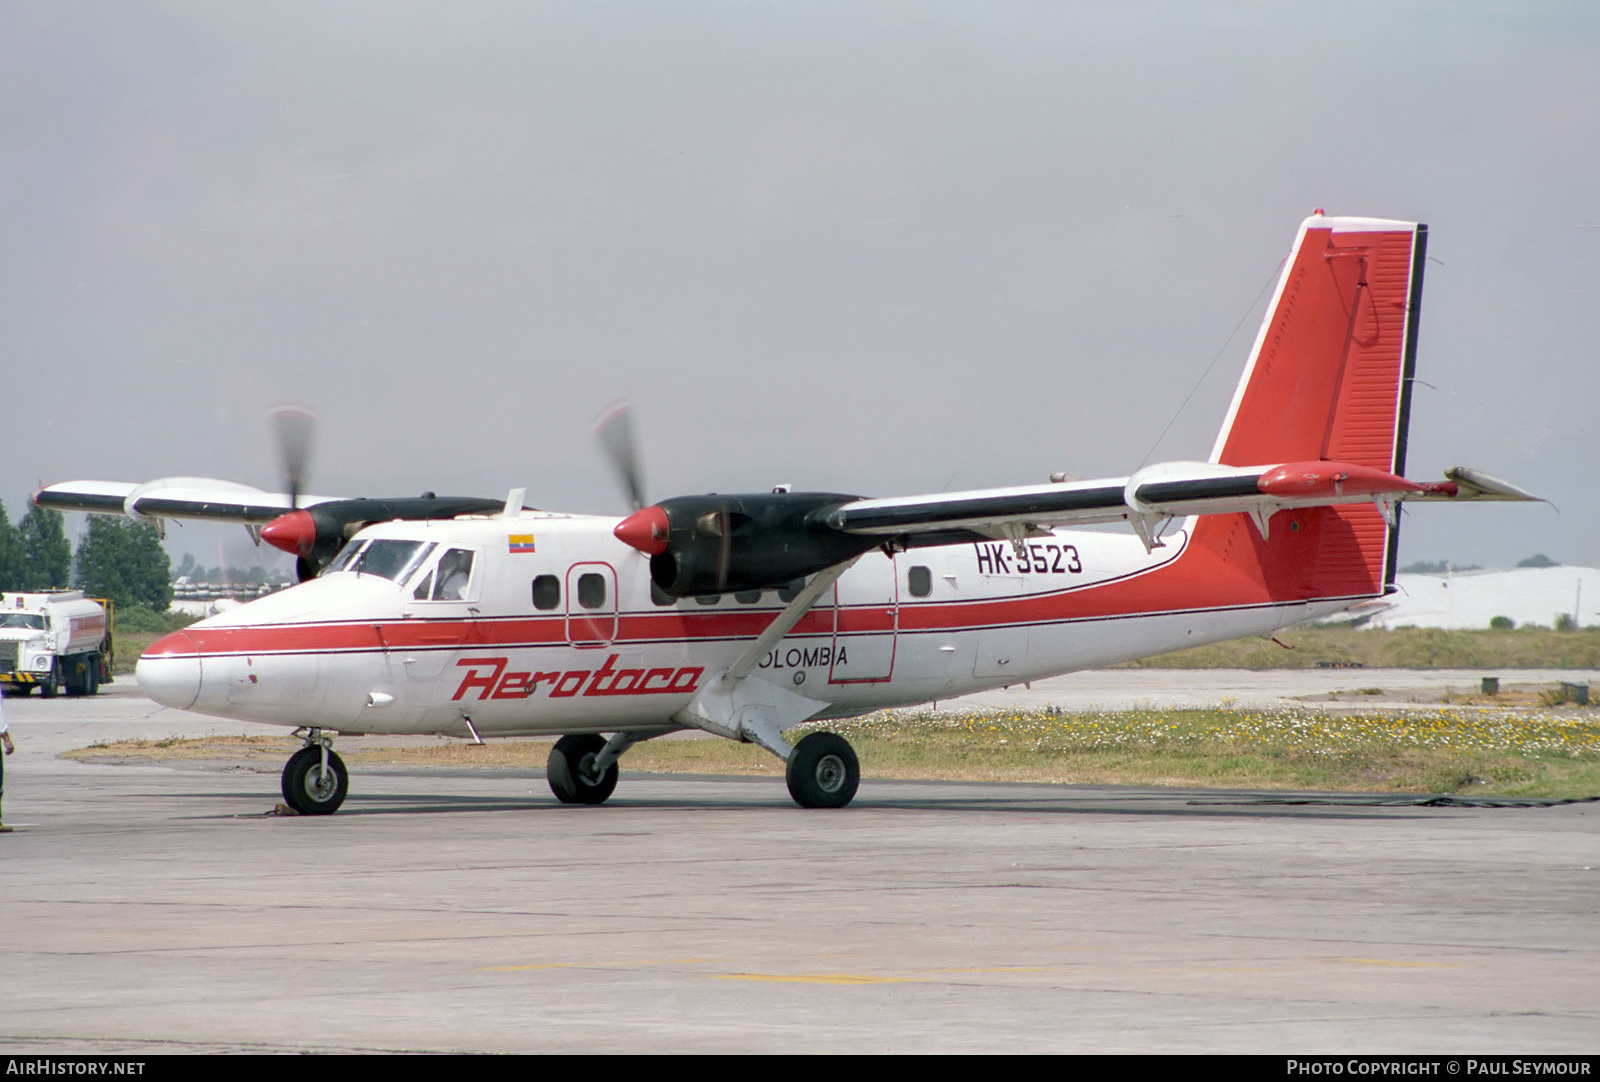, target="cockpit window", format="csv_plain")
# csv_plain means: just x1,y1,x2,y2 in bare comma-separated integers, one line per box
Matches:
350,540,435,582
395,542,438,587
327,541,365,574
0,614,45,630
